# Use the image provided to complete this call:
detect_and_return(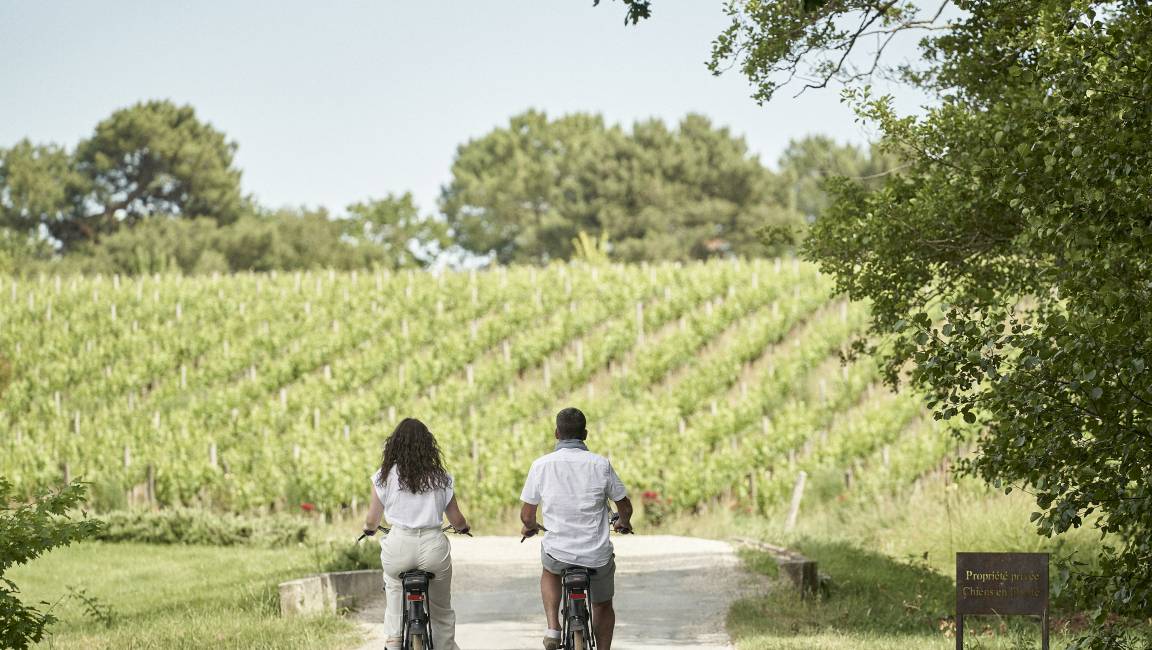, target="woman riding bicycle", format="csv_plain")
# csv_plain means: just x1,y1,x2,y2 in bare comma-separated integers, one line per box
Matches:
363,417,470,650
